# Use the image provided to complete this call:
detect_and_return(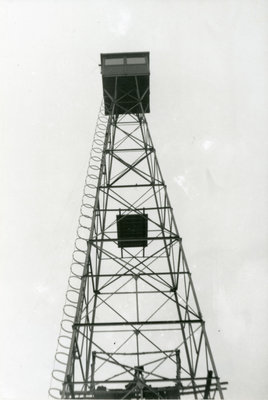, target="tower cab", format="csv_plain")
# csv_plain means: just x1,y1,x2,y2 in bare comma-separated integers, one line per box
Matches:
100,52,150,115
